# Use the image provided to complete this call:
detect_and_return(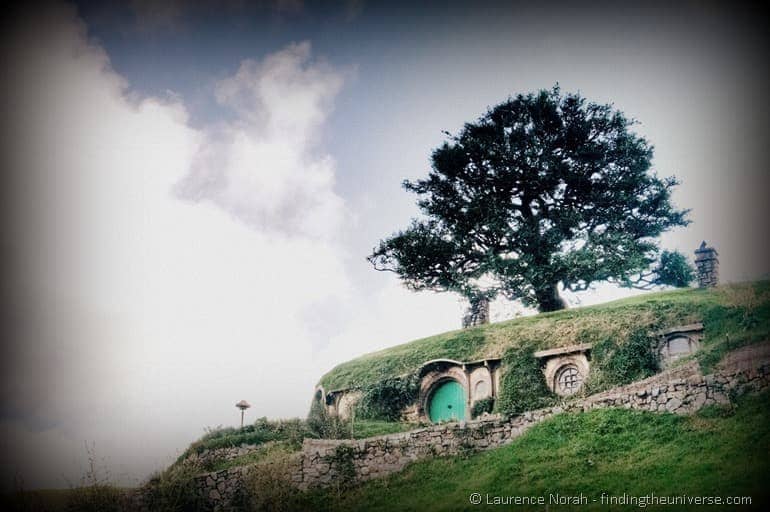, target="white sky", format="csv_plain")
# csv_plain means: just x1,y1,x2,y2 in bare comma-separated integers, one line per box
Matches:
1,1,768,489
